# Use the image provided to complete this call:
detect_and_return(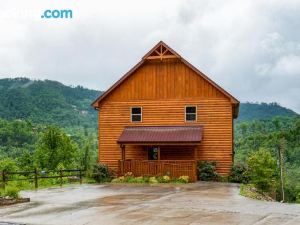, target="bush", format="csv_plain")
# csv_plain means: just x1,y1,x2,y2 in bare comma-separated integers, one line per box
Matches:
4,186,20,199
228,163,249,183
92,163,112,183
156,175,171,183
247,148,277,193
197,161,220,181
110,174,190,184
149,177,158,184
111,176,125,183
178,176,189,183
